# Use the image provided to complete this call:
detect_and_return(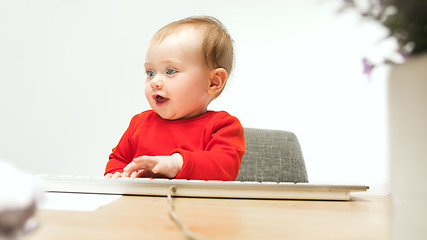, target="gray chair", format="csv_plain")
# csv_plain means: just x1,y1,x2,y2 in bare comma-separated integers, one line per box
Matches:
235,128,308,183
